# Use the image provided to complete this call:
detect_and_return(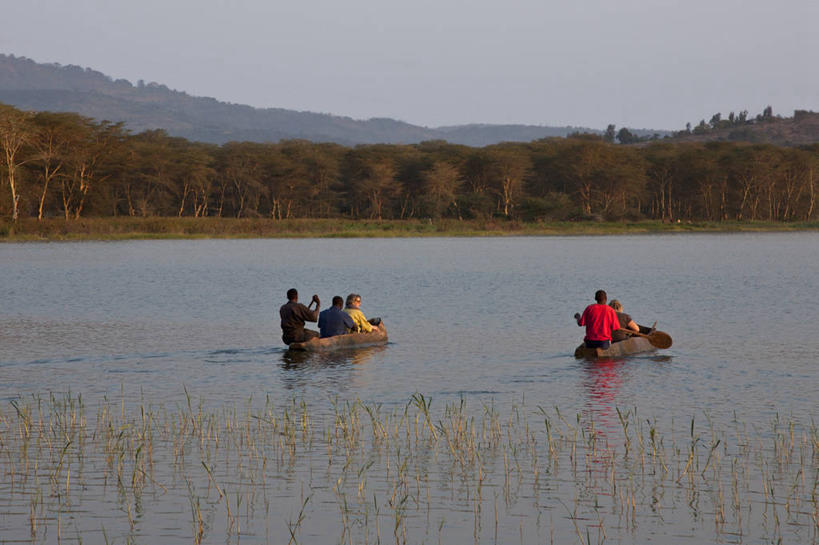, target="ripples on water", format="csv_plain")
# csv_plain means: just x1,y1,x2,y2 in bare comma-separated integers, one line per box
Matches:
0,234,817,543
